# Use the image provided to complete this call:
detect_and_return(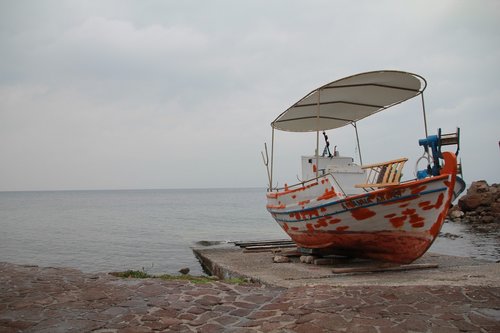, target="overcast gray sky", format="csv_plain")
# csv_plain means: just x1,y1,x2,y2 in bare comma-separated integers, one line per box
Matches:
1,0,499,191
